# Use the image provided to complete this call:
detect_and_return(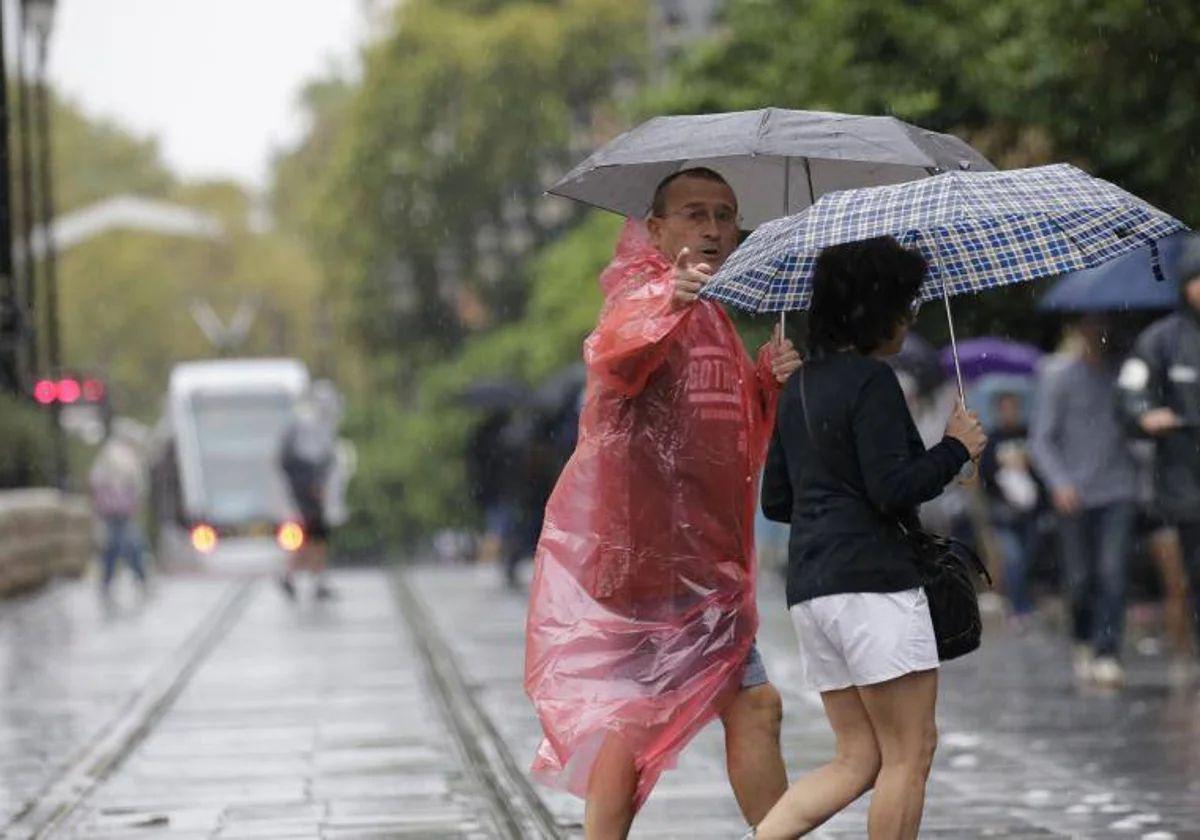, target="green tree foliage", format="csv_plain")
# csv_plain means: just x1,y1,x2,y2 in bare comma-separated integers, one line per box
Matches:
644,0,1199,343
278,0,1199,548
648,0,1198,222
44,93,328,419
268,0,645,546
51,94,175,213
57,188,325,418
0,392,53,487
341,211,617,549
303,0,643,389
